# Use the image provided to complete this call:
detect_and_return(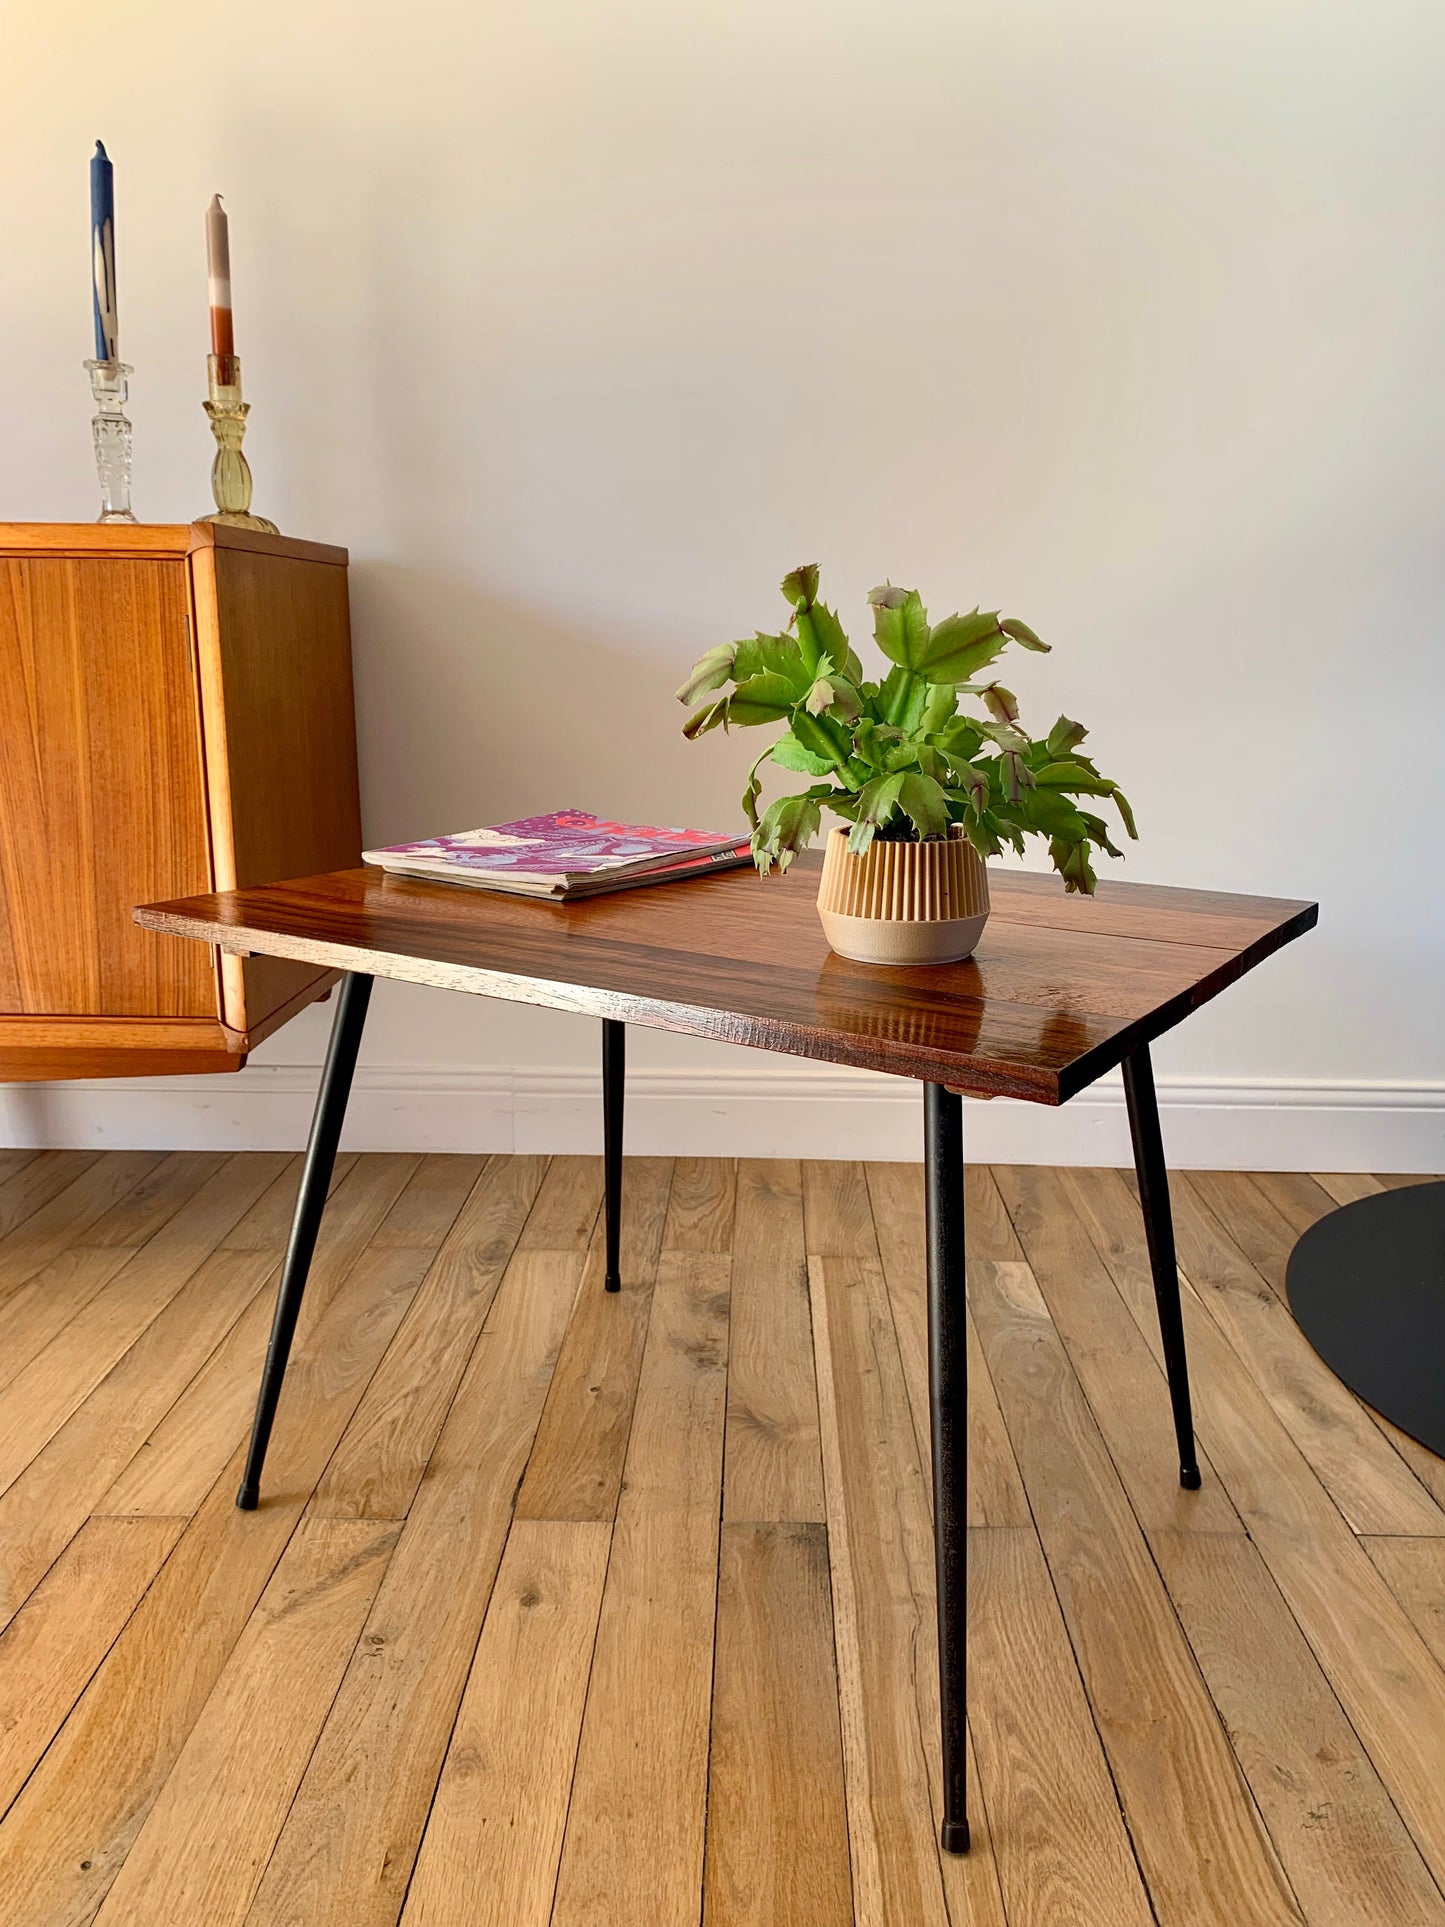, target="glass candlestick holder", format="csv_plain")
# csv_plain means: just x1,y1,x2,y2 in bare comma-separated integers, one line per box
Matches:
200,352,278,533
83,358,137,524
